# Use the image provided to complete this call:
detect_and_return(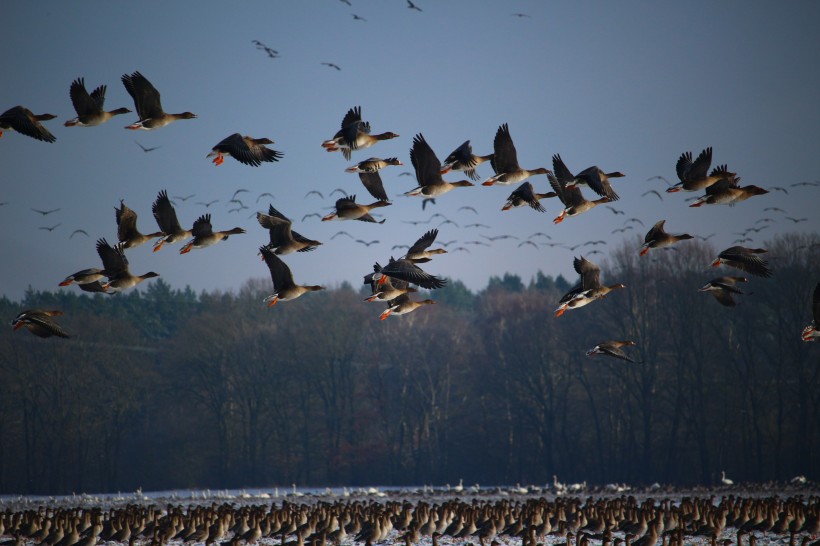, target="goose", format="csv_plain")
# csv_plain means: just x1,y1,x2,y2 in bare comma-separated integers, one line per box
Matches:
207,133,283,166
640,220,693,255
151,189,192,252
699,276,749,307
11,309,70,338
321,195,391,222
802,283,820,341
373,257,447,289
96,238,159,292
179,214,246,253
711,246,772,278
64,77,131,127
0,105,57,142
555,256,625,317
116,200,164,248
402,228,447,262
549,170,611,224
260,247,324,305
379,294,436,320
121,71,197,130
441,140,493,181
257,205,321,255
405,133,474,197
667,147,730,192
345,157,403,173
689,173,769,207
586,340,640,363
363,269,418,303
552,153,621,200
321,106,398,160
482,123,550,185
59,268,106,288
501,181,556,211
